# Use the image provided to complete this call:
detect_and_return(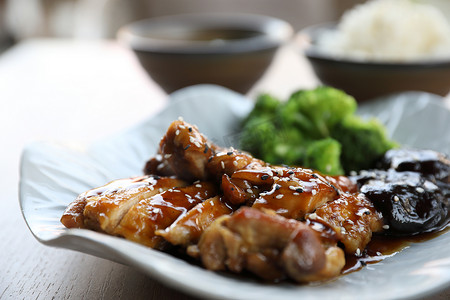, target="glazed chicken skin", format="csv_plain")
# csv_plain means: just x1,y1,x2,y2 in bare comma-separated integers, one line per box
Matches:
307,193,384,254
157,120,218,181
145,120,266,182
115,181,217,249
61,175,186,232
157,196,233,247
196,207,345,282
